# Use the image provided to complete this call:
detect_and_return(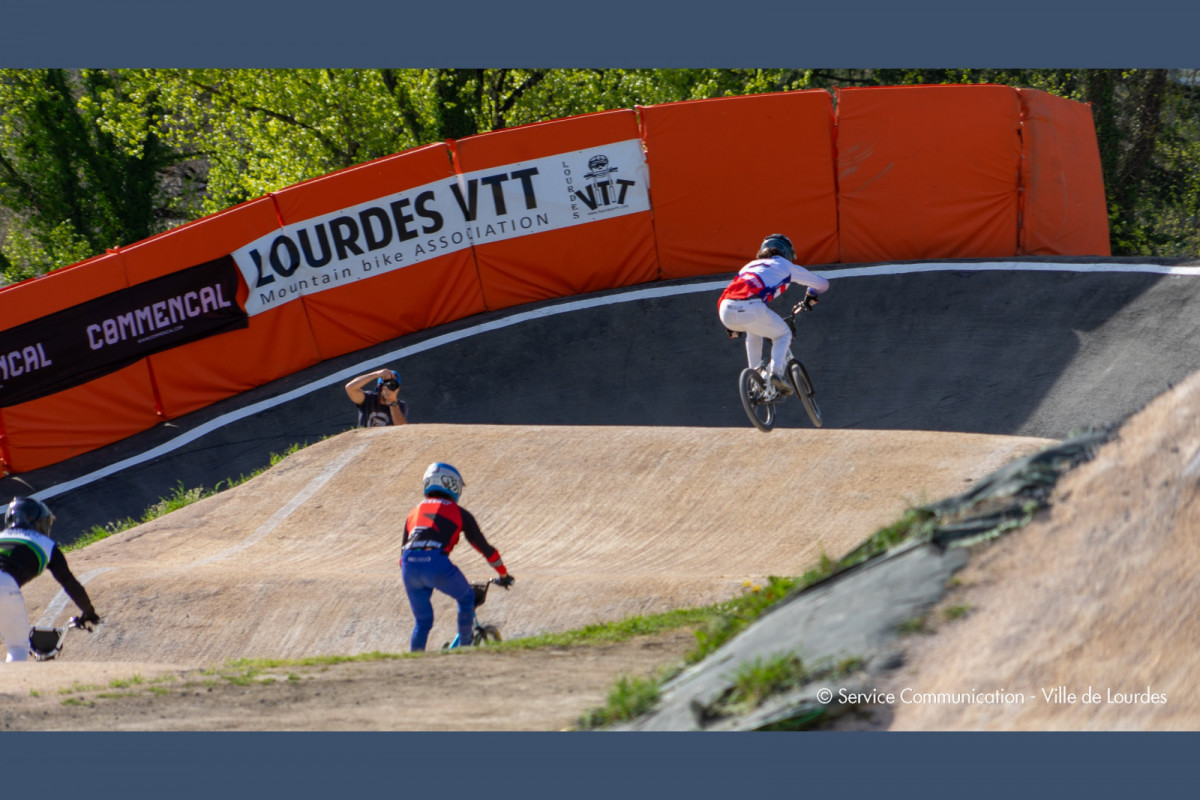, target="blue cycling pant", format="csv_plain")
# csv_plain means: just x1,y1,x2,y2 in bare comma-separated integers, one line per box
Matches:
401,550,474,652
